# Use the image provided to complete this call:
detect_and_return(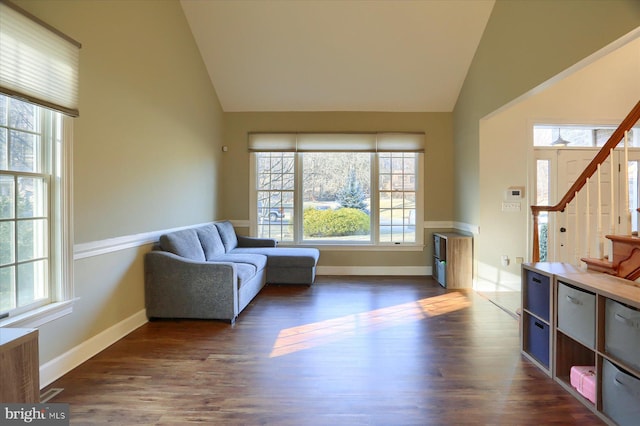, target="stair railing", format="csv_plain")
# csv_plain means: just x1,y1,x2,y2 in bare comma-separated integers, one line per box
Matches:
531,100,640,263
